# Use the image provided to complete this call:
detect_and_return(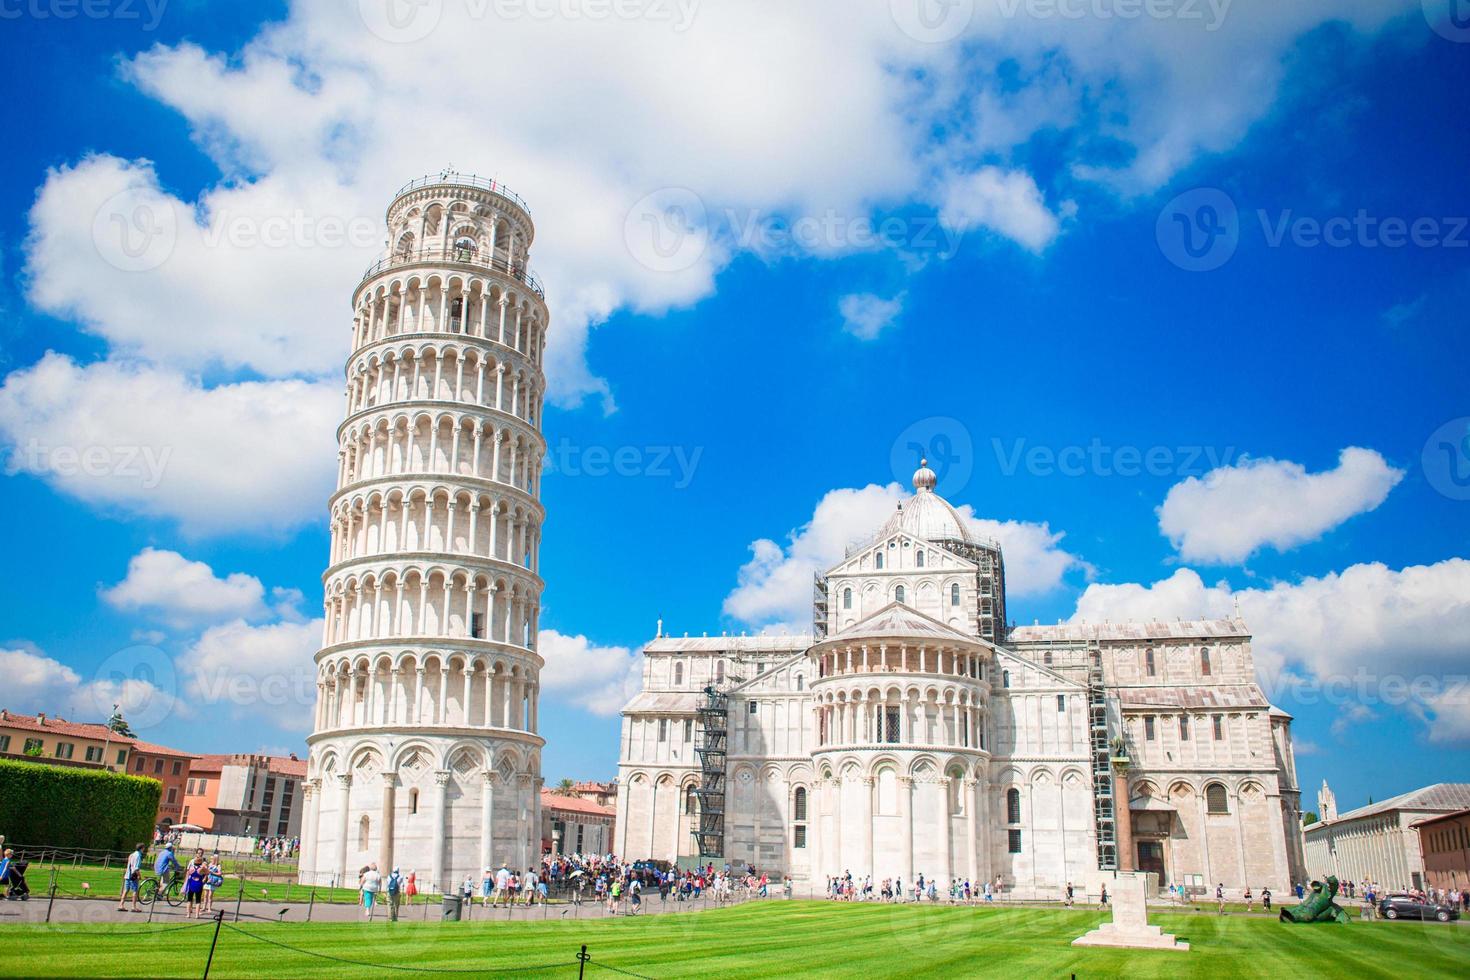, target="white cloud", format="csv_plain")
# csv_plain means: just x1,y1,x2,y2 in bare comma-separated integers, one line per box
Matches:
838,292,905,340
17,0,1422,418
1157,447,1404,564
538,629,642,716
937,167,1062,252
0,353,339,535
102,548,270,625
179,618,323,732
1070,559,1470,742
0,645,175,731
724,482,1087,628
